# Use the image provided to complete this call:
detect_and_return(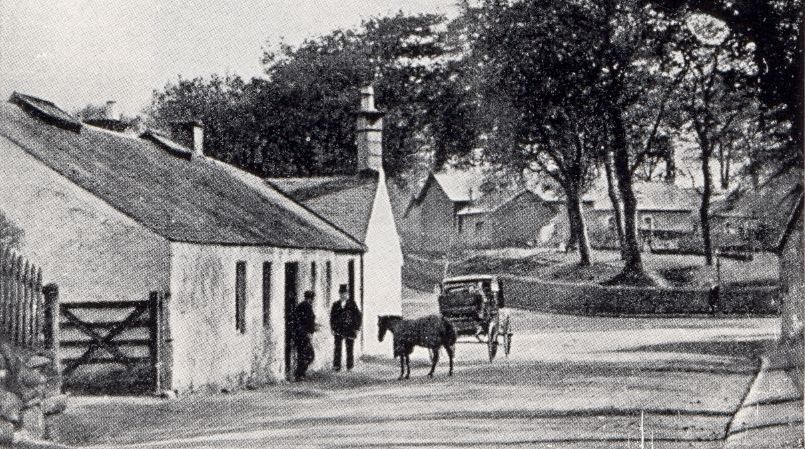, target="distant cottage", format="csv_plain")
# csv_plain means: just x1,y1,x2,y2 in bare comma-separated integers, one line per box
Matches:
588,181,702,251
0,92,367,392
267,86,403,356
402,171,559,252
